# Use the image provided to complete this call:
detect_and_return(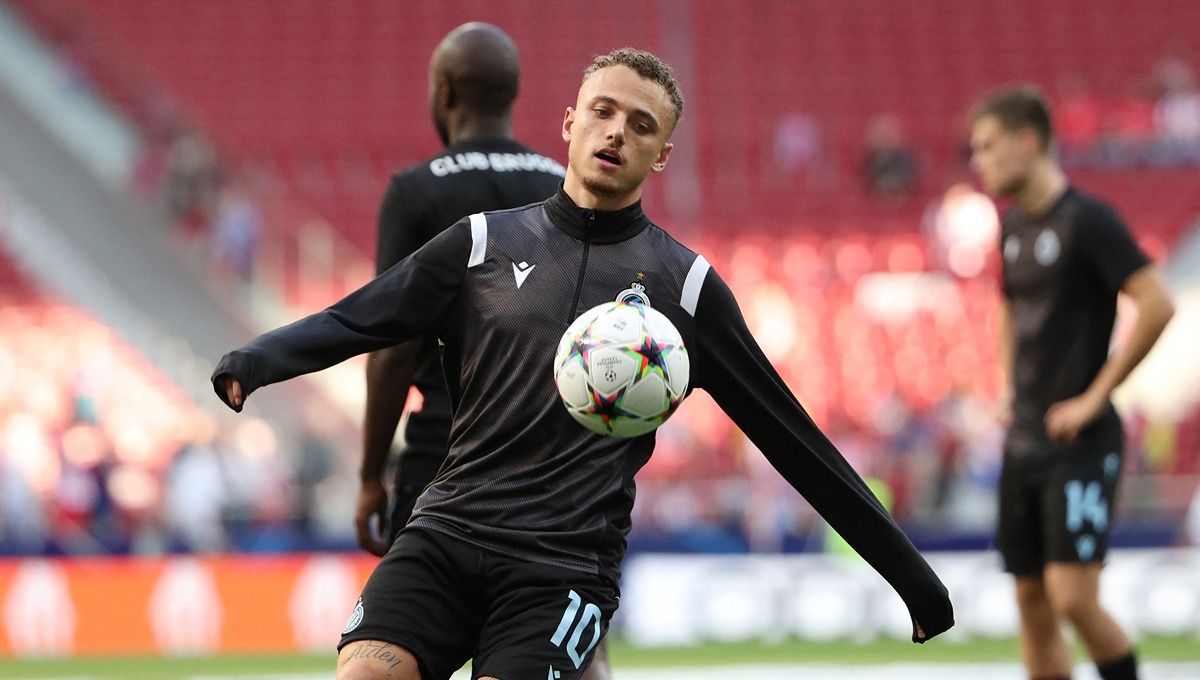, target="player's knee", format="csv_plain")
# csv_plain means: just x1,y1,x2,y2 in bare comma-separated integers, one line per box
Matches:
1014,577,1051,612
1044,584,1095,622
